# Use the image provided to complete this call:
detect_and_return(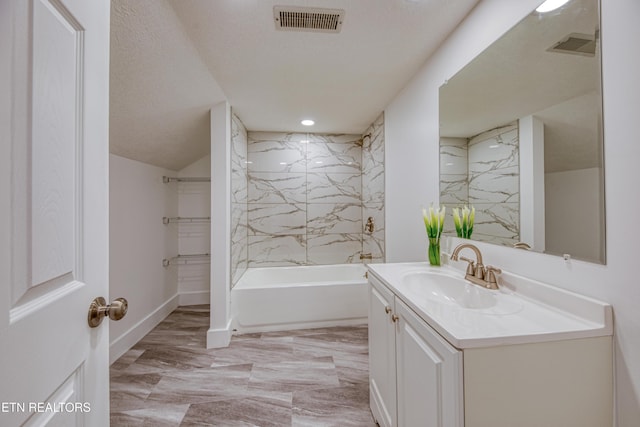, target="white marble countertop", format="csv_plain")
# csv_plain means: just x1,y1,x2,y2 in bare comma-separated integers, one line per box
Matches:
367,262,613,349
